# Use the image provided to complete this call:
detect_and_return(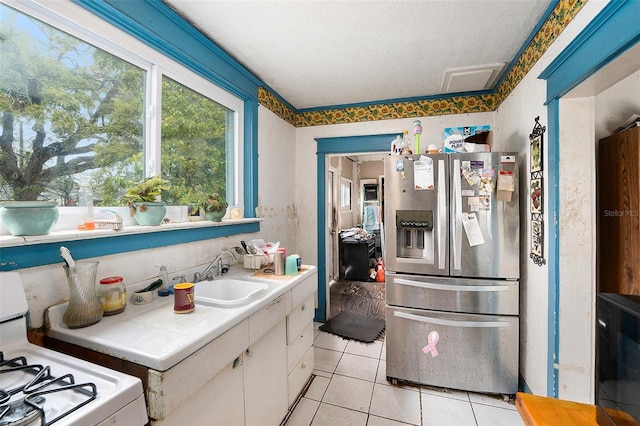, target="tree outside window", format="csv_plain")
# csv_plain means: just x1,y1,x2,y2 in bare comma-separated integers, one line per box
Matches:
0,3,232,209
